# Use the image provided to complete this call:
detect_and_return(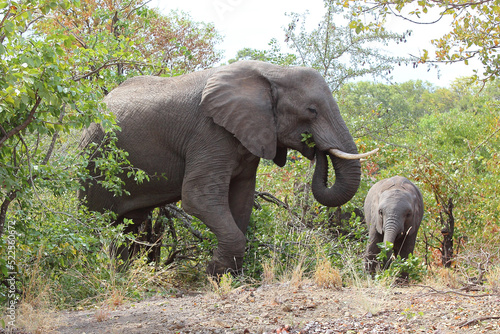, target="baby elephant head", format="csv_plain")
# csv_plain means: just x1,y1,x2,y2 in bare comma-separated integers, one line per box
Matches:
376,188,420,244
